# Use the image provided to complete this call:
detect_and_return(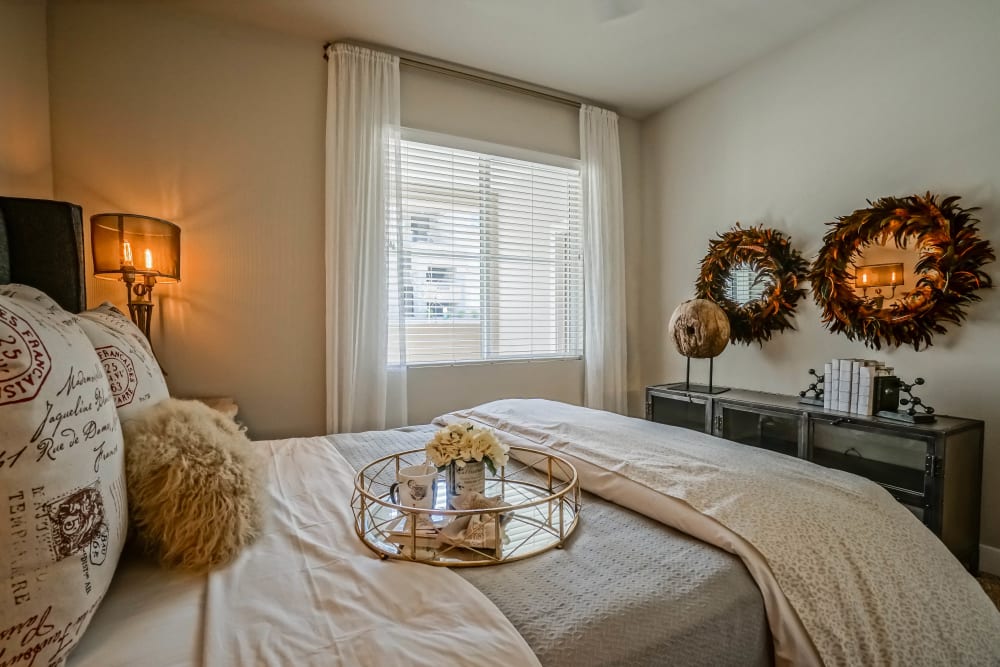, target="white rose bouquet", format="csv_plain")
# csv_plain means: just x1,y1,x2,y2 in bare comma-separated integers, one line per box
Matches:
425,422,510,474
